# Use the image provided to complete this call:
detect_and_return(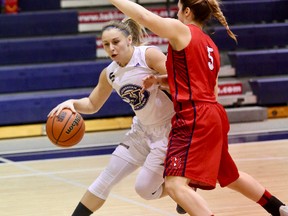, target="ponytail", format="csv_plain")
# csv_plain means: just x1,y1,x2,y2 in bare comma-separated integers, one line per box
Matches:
101,18,148,46
180,0,237,43
122,17,148,46
207,0,237,43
